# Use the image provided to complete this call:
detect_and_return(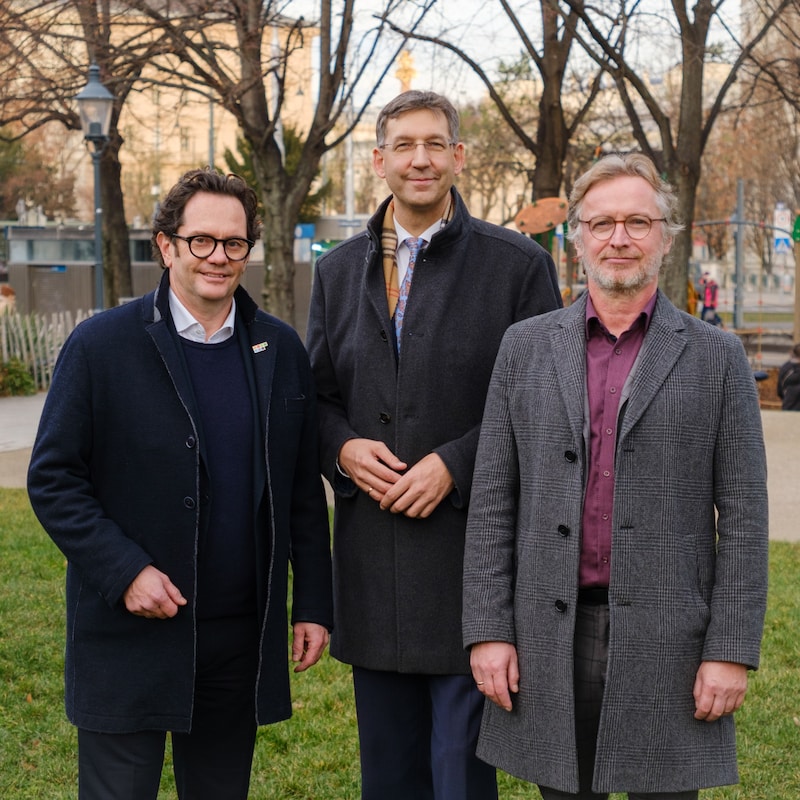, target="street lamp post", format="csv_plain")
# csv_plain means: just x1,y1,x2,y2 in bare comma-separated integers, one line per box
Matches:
75,64,114,311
